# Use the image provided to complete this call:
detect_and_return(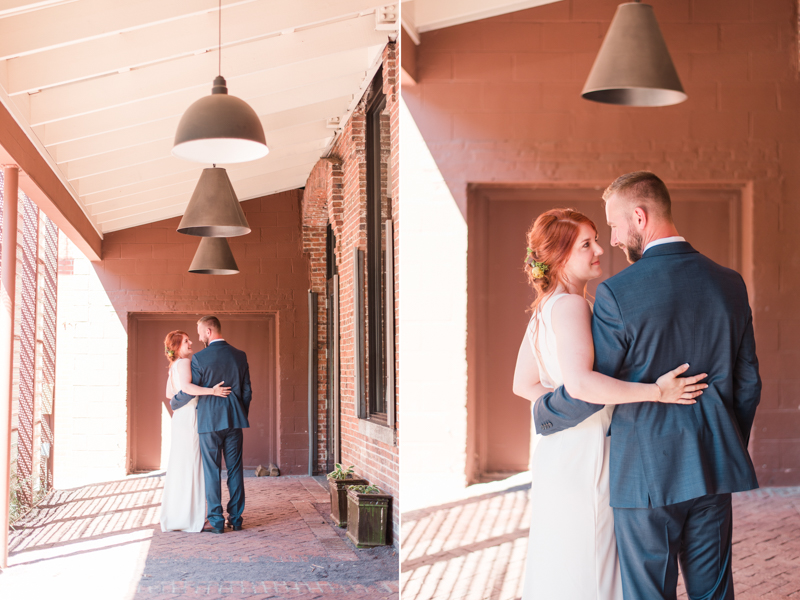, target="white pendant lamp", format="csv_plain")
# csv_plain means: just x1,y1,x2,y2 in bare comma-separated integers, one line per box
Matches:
581,1,687,107
172,1,269,163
